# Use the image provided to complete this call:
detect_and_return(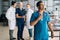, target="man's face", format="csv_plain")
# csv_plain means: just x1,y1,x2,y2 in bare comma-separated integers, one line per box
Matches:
26,5,30,9
18,3,23,8
39,3,44,10
14,3,16,8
